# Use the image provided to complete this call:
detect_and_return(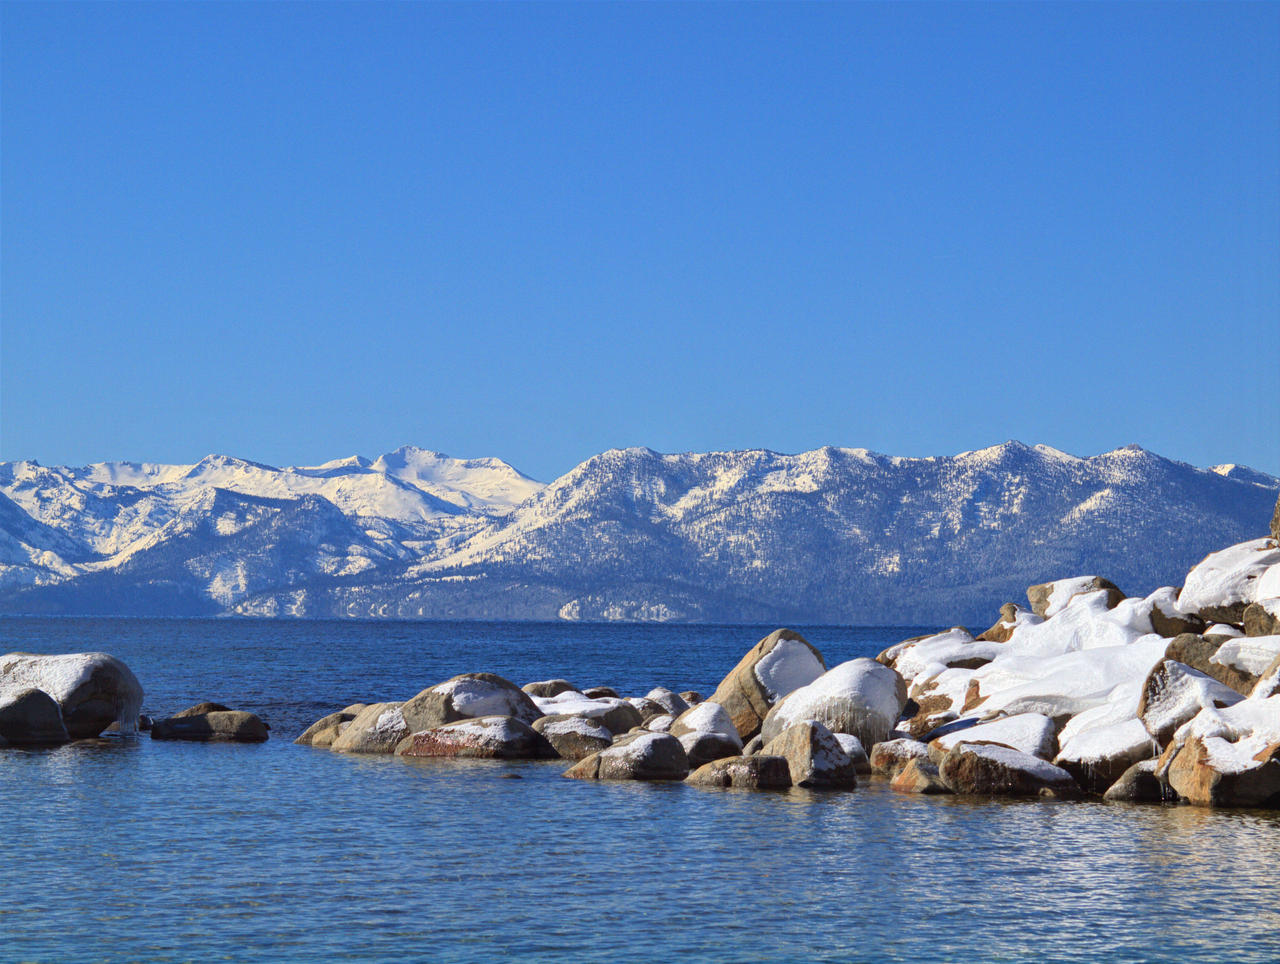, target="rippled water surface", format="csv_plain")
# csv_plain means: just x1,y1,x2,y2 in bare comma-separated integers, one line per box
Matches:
2,618,1278,963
